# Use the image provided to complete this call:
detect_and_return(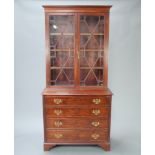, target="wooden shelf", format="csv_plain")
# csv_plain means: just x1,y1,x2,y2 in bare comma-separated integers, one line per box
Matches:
80,67,103,69
51,67,74,69
50,49,74,51
80,49,104,52
50,33,103,36
51,67,103,69
80,33,104,36
50,33,74,36
50,49,103,52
